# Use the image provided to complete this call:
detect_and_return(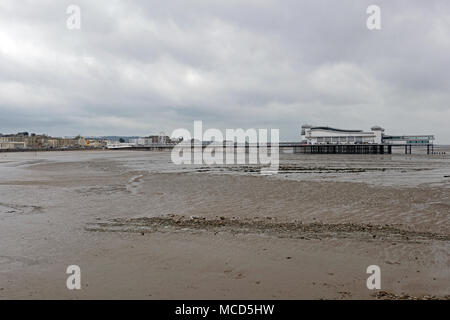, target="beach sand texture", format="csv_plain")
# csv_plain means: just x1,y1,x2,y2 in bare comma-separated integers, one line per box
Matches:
0,150,449,299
